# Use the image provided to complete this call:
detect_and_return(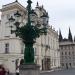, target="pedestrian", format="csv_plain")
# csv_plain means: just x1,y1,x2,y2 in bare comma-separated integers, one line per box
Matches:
0,65,6,75
6,69,9,75
7,70,9,75
16,68,19,75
